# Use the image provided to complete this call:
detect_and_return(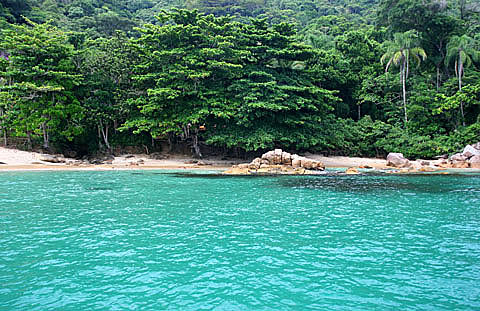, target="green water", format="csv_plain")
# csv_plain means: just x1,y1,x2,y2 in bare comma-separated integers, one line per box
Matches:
1,171,479,310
